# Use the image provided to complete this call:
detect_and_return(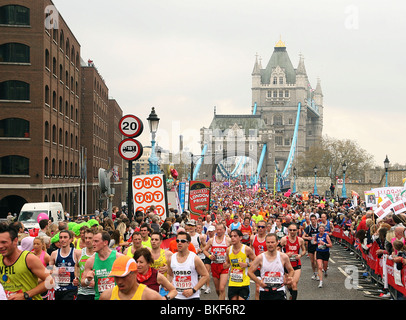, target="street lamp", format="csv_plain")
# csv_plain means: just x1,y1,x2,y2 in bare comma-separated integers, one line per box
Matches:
277,168,281,193
147,107,160,174
342,161,347,199
265,170,268,190
313,165,318,196
292,167,297,194
384,155,390,187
